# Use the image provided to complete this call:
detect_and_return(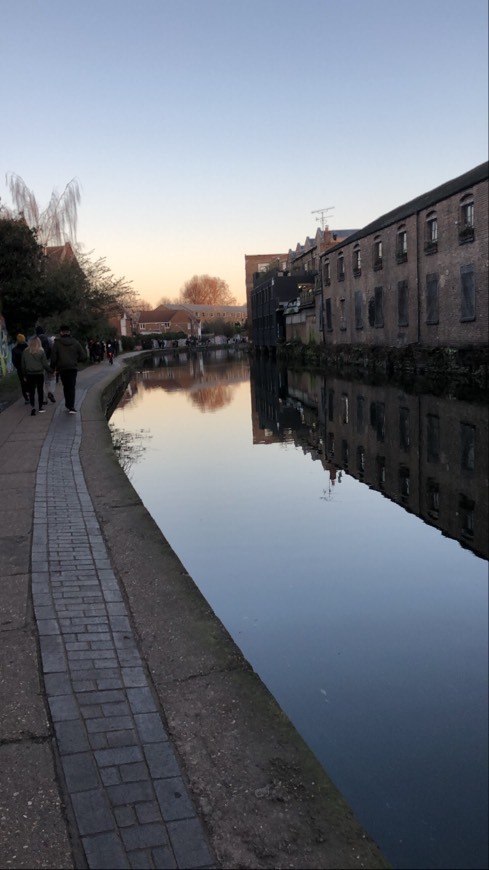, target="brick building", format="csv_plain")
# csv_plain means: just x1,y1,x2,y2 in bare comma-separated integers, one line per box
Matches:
319,161,488,349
